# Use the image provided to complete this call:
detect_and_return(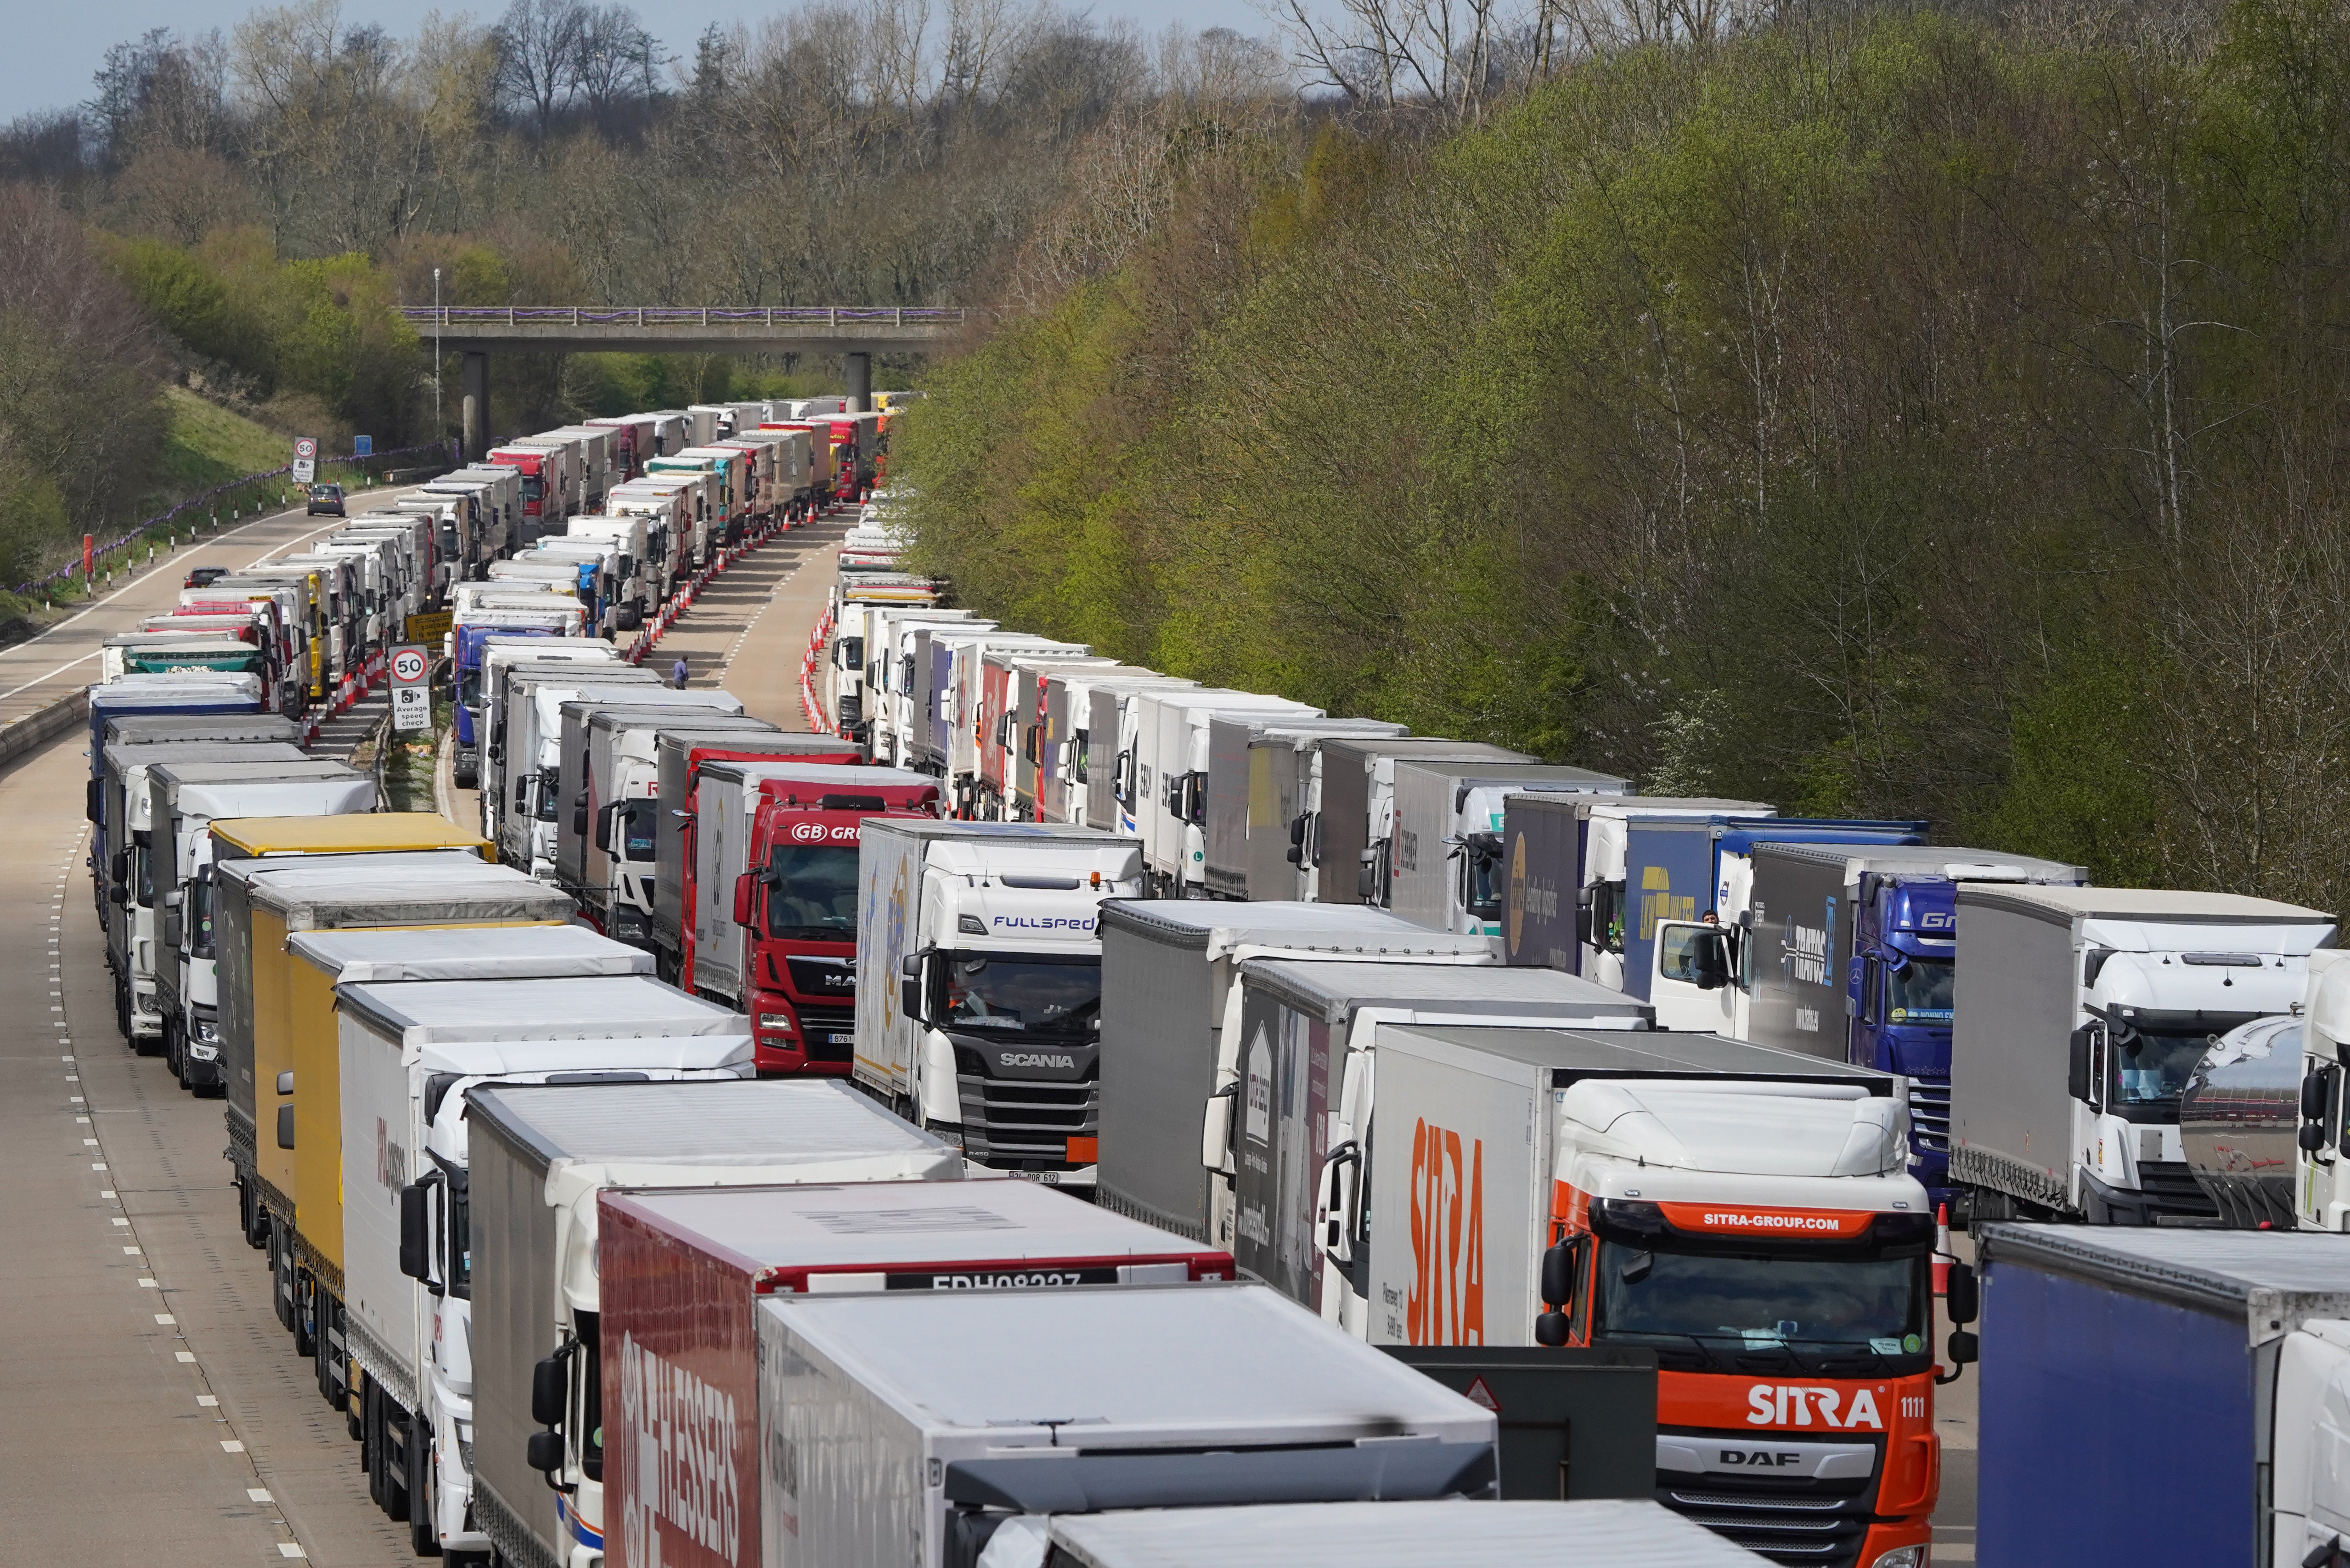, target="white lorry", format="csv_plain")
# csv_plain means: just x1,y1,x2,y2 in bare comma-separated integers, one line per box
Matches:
563,516,654,629
855,819,1145,1184
584,711,777,946
479,645,634,846
1134,688,1324,896
1385,761,1630,937
464,1079,962,1568
866,609,989,766
1952,884,2331,1224
332,971,754,1563
750,1283,1498,1568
